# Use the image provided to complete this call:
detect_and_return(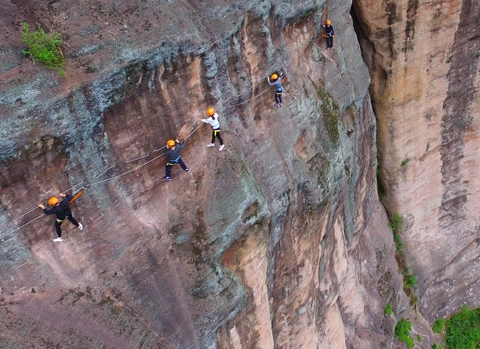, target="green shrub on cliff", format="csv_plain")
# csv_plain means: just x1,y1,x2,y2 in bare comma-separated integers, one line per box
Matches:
21,22,64,75
433,318,445,333
395,318,414,348
384,303,393,316
445,305,480,348
404,274,417,288
389,213,403,233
